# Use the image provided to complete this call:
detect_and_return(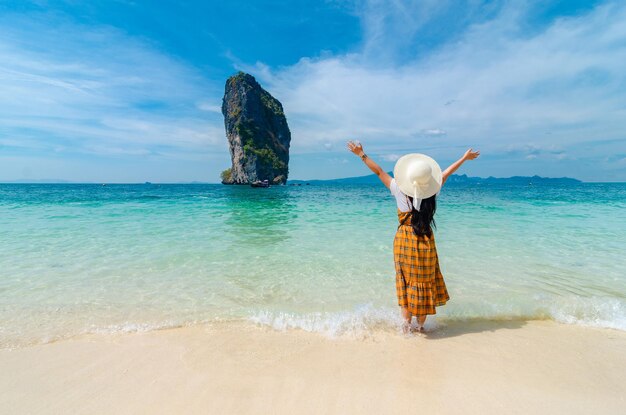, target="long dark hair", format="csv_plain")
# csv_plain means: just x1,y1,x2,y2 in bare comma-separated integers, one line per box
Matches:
407,195,437,237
